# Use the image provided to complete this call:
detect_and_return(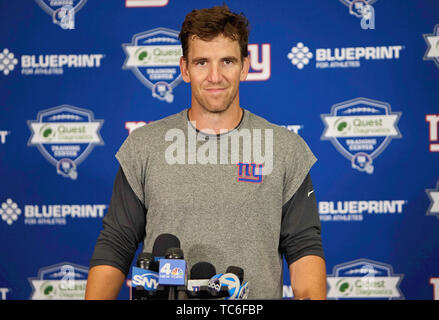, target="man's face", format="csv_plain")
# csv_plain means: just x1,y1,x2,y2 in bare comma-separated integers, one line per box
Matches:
180,34,249,114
